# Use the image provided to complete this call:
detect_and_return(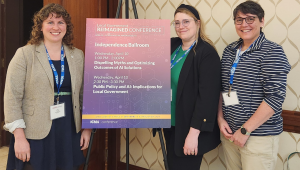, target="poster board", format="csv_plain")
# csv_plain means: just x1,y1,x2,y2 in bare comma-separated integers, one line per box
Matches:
82,19,171,128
